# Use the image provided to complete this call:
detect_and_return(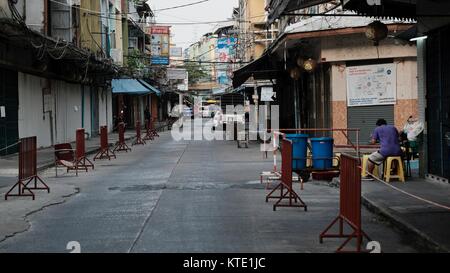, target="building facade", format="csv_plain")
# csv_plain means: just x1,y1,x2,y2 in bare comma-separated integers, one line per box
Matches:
233,5,418,150
236,0,279,63
0,0,161,154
